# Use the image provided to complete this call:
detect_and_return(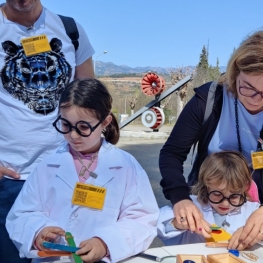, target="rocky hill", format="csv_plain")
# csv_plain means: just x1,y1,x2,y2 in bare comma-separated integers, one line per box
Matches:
94,61,226,76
